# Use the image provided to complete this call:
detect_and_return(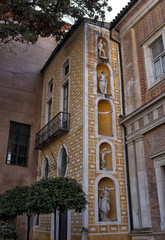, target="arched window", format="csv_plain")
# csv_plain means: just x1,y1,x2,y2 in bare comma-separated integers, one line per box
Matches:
98,100,112,136
57,146,68,239
58,147,68,177
42,157,49,179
